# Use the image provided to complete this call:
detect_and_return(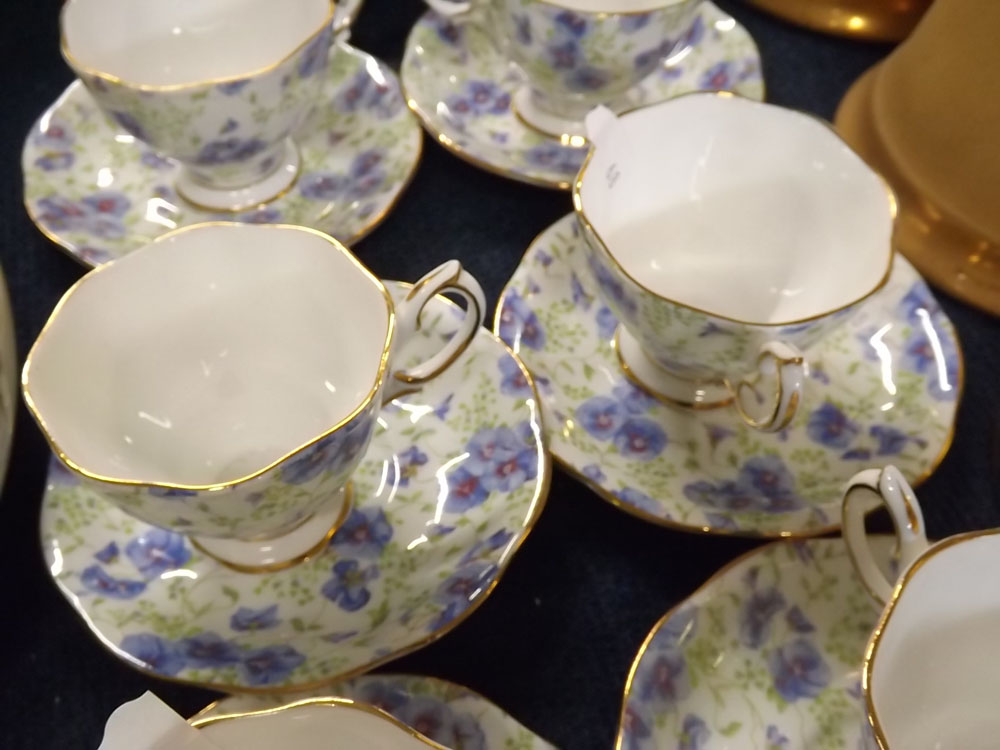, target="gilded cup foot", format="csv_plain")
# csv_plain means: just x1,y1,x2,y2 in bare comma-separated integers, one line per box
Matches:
191,483,353,574
614,326,733,410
